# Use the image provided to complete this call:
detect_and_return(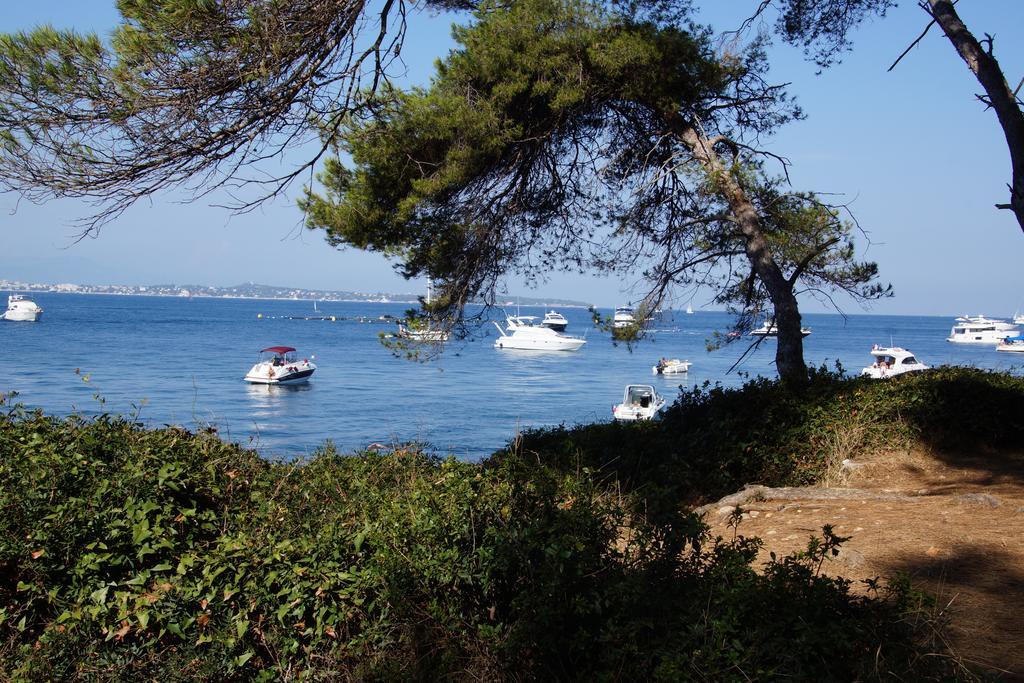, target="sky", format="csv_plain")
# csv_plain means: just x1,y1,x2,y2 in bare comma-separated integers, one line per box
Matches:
1,1,1023,315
